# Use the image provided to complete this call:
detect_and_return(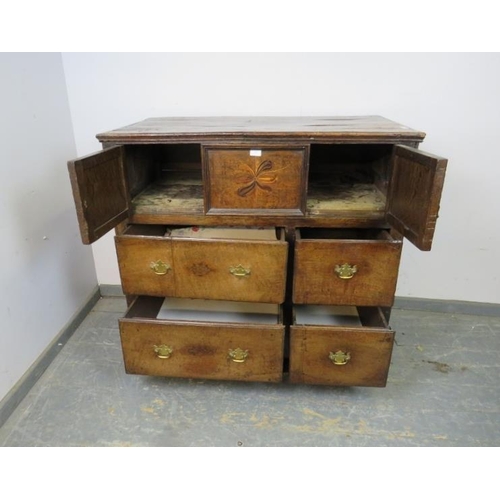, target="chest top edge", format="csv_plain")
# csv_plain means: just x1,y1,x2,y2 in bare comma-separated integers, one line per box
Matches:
96,116,426,144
